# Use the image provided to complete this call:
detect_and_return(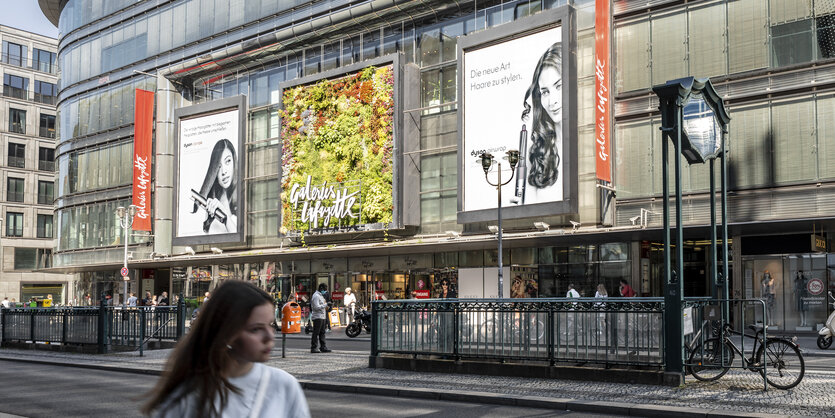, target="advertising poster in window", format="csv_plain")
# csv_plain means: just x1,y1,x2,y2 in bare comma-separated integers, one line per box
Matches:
173,96,246,245
279,63,396,235
458,8,576,223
